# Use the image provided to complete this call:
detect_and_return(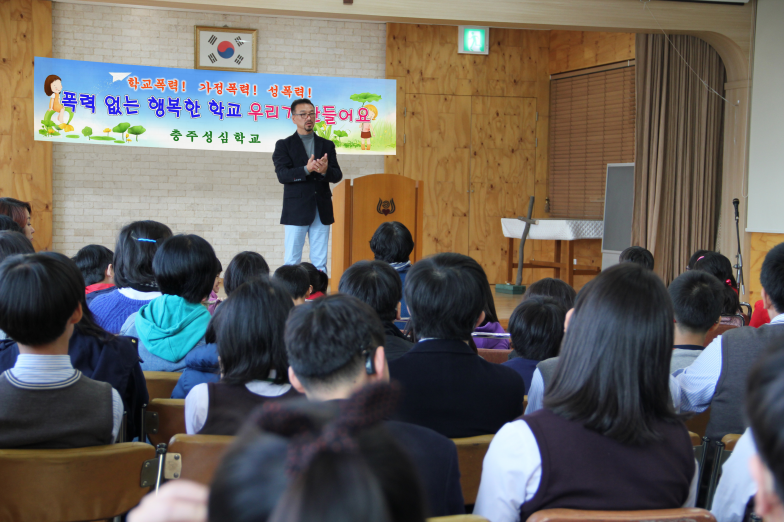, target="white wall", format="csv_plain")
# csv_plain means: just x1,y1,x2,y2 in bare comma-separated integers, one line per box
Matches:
746,0,784,233
51,2,386,270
